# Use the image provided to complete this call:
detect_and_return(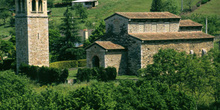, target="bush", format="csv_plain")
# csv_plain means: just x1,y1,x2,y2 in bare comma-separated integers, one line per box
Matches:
77,68,93,82
0,59,15,70
78,59,86,67
196,3,200,7
76,67,117,82
50,60,78,69
201,0,208,4
19,64,69,85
